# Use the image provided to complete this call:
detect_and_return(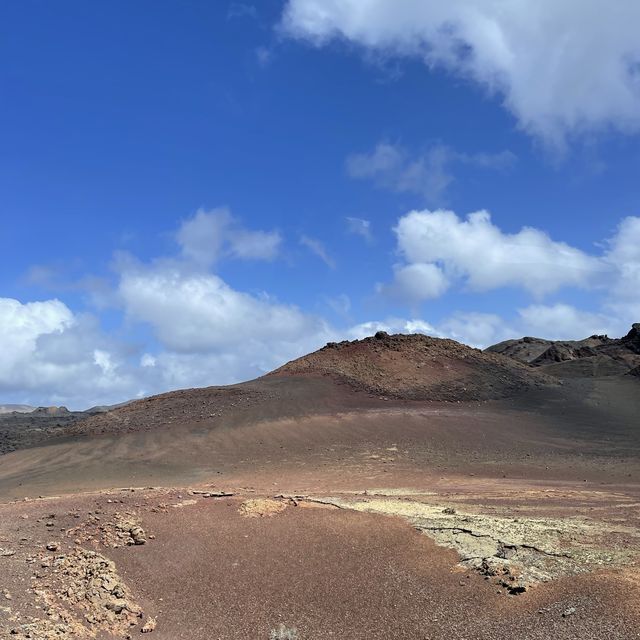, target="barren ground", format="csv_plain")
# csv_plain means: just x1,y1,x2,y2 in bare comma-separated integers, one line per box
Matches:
1,350,639,638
